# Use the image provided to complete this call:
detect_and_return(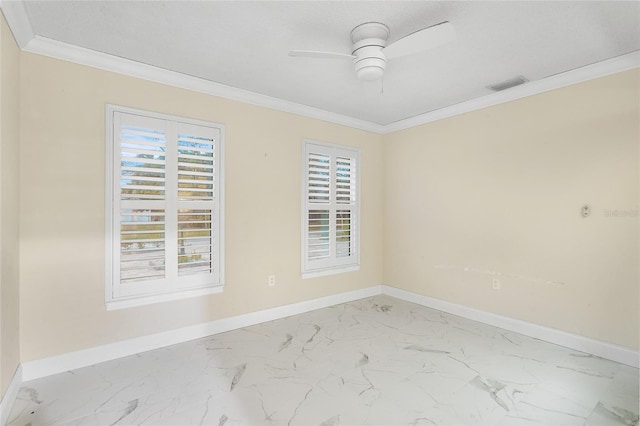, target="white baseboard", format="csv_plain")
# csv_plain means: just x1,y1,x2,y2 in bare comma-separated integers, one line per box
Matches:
0,364,22,426
19,283,638,383
382,285,639,368
21,285,383,381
